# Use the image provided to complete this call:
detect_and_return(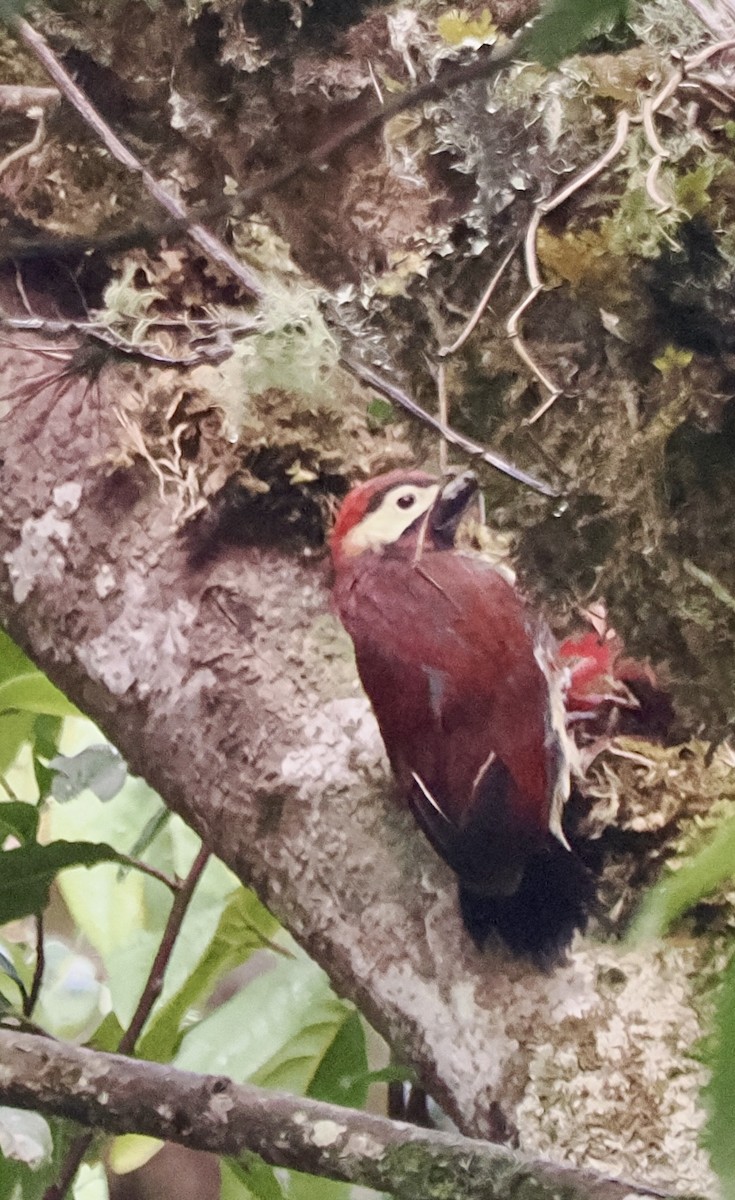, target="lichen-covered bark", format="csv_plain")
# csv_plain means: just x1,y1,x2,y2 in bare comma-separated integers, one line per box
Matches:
0,1031,679,1200
0,341,716,1193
